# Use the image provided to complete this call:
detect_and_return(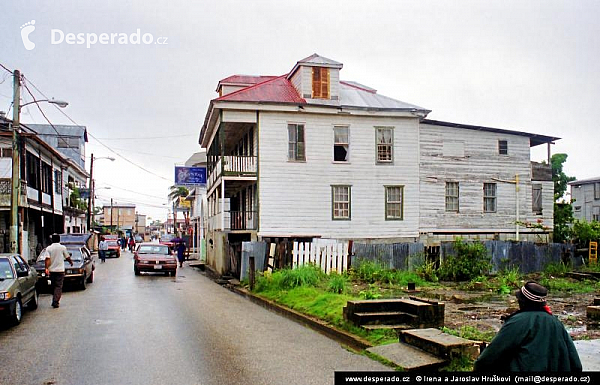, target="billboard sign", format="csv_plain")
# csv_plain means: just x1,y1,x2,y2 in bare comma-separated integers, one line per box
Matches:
175,166,206,186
